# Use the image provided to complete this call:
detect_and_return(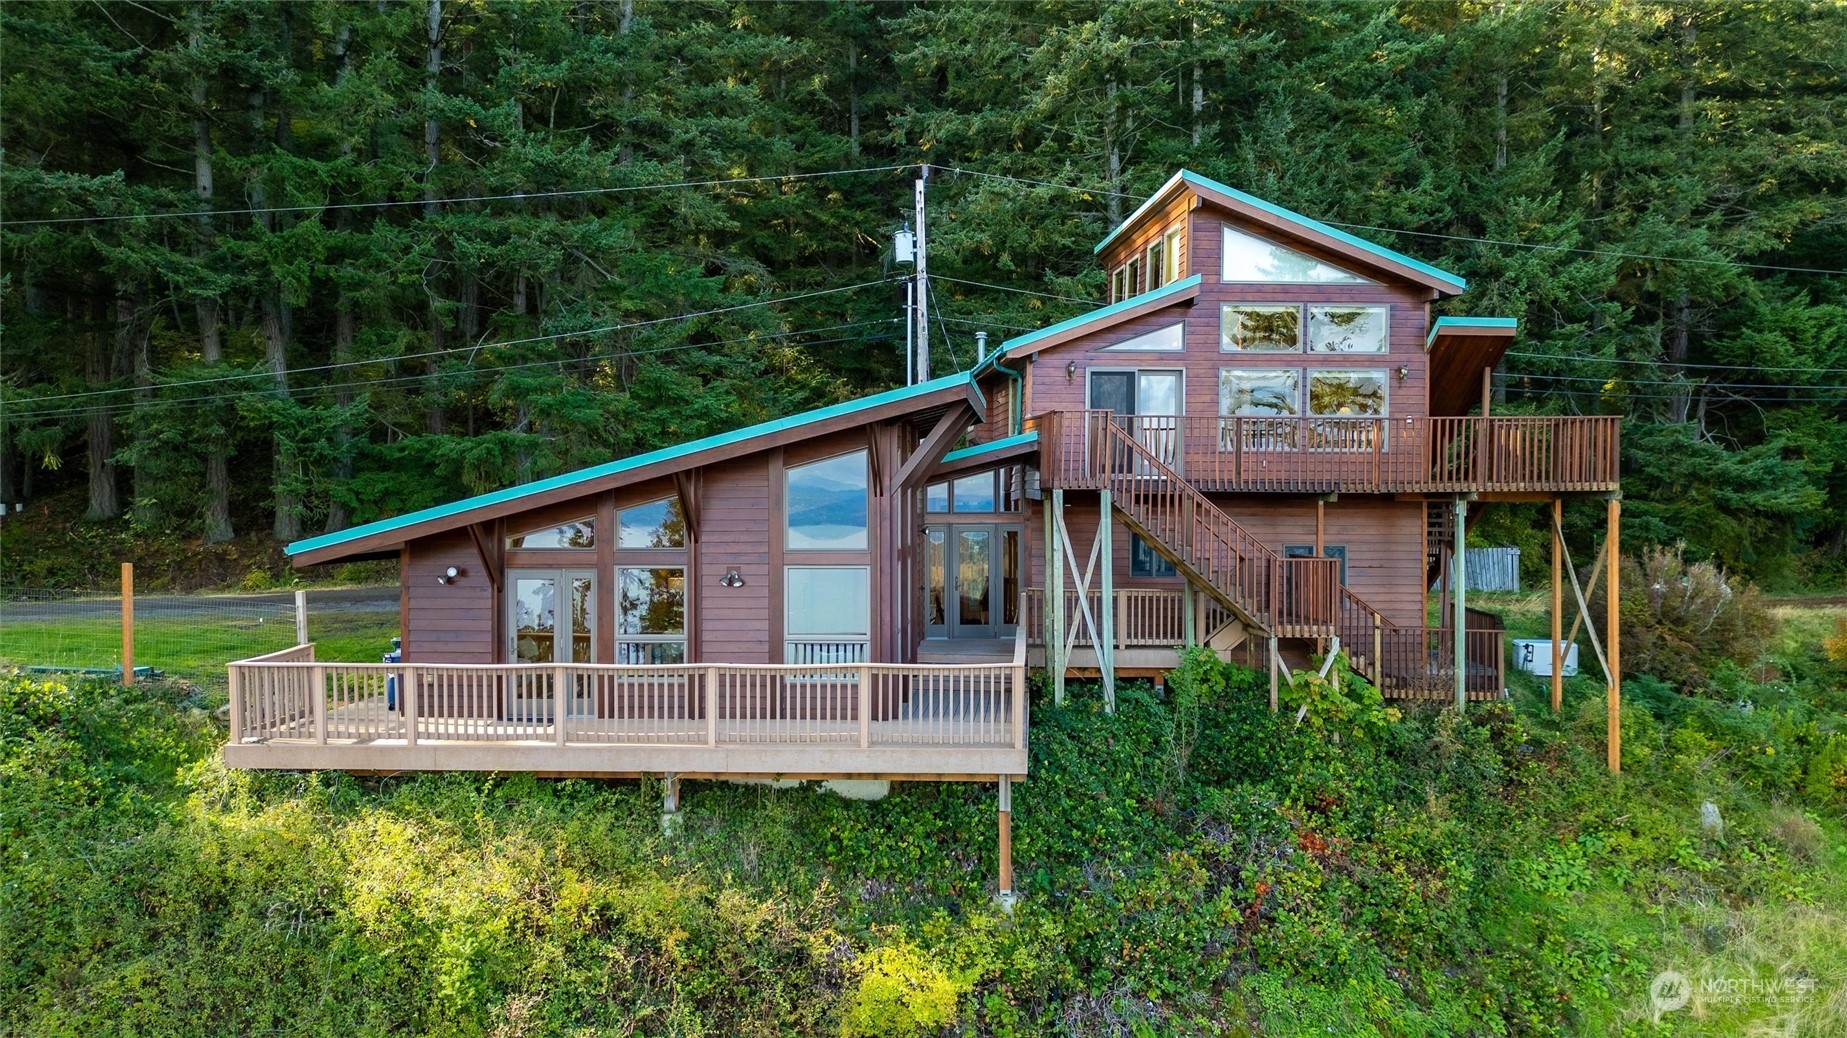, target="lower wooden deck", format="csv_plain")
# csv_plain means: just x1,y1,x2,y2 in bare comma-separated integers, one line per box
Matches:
226,639,1029,778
